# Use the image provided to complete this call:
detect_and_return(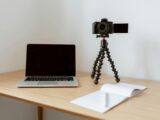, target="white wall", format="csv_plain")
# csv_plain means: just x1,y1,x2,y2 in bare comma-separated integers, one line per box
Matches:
1,0,160,120
0,0,40,73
